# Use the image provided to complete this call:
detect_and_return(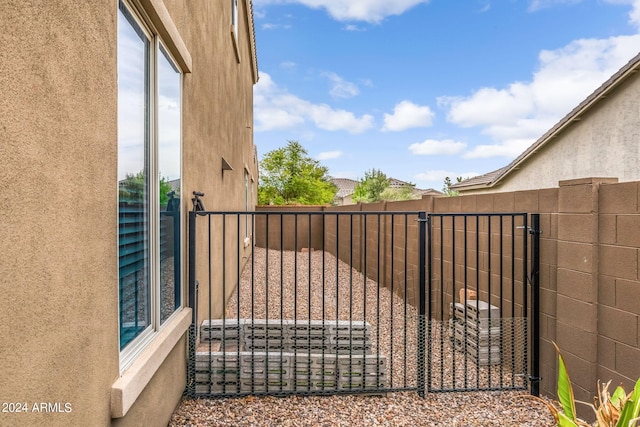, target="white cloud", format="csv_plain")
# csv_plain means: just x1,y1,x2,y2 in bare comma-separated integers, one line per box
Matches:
382,100,434,131
331,171,358,179
631,0,640,27
528,0,580,12
464,140,532,159
408,139,466,155
254,72,375,133
440,34,640,159
317,150,343,160
253,0,430,23
344,24,366,31
280,61,297,70
262,23,292,30
532,0,640,29
322,72,360,99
